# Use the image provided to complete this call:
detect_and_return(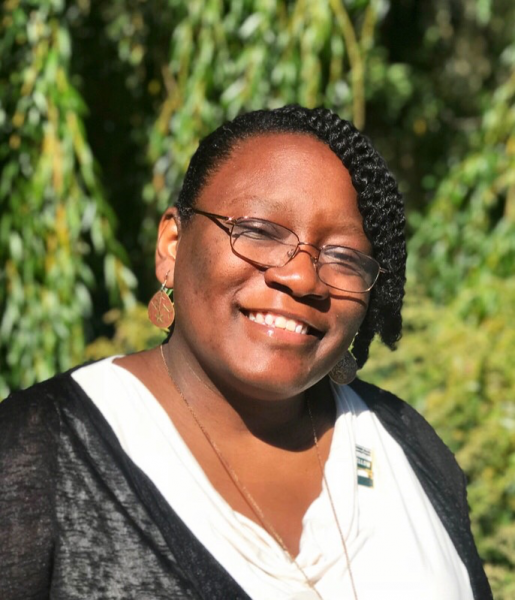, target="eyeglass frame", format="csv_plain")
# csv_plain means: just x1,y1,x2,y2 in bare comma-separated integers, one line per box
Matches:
190,207,387,293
